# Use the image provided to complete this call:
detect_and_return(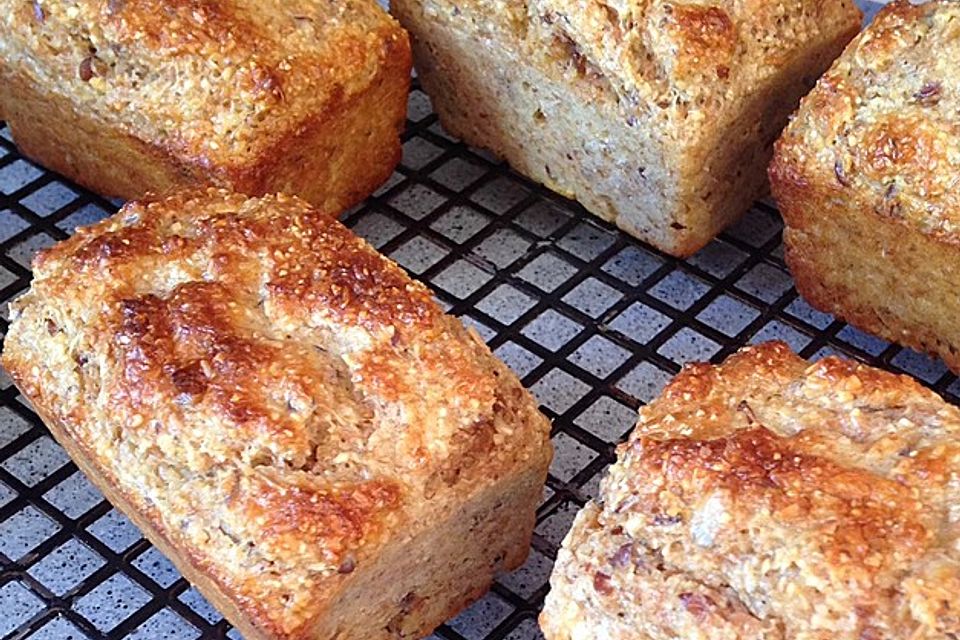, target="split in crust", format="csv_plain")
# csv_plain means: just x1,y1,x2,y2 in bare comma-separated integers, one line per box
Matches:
541,341,960,639
391,0,861,256
2,189,553,640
